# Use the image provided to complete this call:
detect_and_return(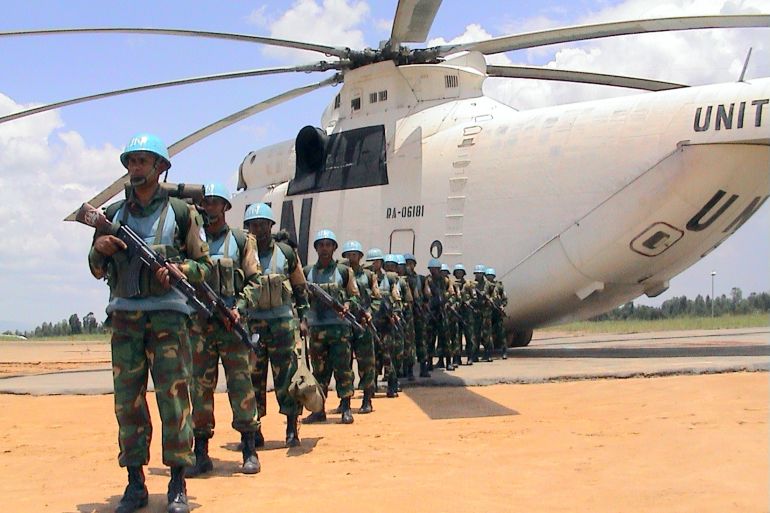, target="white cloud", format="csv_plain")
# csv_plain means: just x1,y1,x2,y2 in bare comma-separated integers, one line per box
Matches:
0,93,119,328
250,0,371,64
